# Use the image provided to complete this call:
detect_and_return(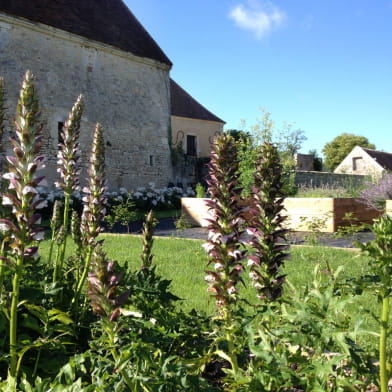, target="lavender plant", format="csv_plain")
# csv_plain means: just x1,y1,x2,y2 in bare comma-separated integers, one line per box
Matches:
54,95,84,282
72,123,107,309
140,210,158,269
359,174,392,211
203,133,247,377
247,142,289,302
0,71,46,386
